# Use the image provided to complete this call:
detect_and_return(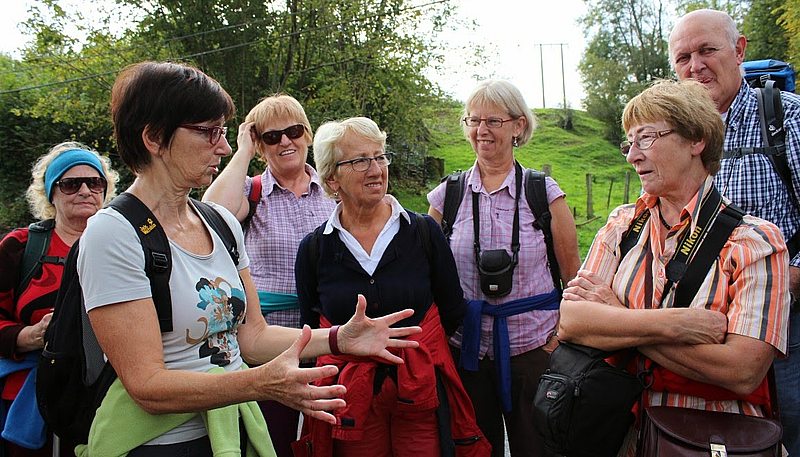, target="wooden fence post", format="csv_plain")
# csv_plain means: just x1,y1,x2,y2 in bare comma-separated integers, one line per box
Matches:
542,164,552,176
607,178,615,209
624,171,631,204
586,173,594,219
